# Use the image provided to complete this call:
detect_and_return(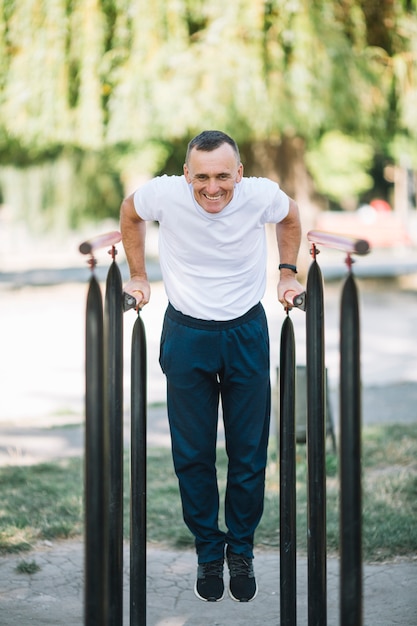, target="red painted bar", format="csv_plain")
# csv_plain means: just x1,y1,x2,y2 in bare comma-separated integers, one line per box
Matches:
307,230,370,255
79,231,122,255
